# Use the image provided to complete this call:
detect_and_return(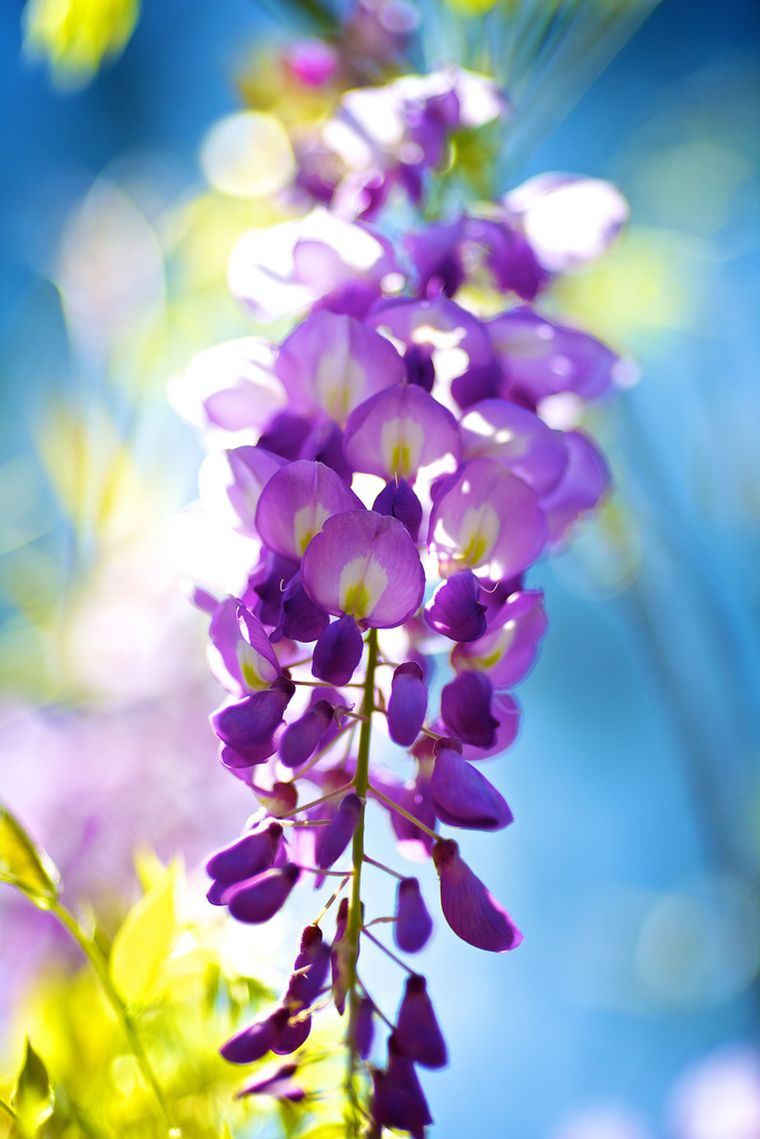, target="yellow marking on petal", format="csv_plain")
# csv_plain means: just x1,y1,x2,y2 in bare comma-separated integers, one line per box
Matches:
238,645,278,690
339,555,389,620
462,531,489,565
240,658,266,690
463,622,517,671
380,416,424,478
315,352,366,425
342,581,371,619
459,504,499,568
294,502,330,555
393,443,412,476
